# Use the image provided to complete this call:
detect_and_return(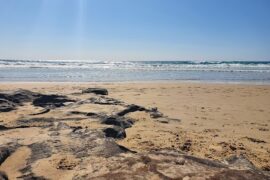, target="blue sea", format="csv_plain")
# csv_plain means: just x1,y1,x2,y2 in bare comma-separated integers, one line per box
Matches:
0,59,270,84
